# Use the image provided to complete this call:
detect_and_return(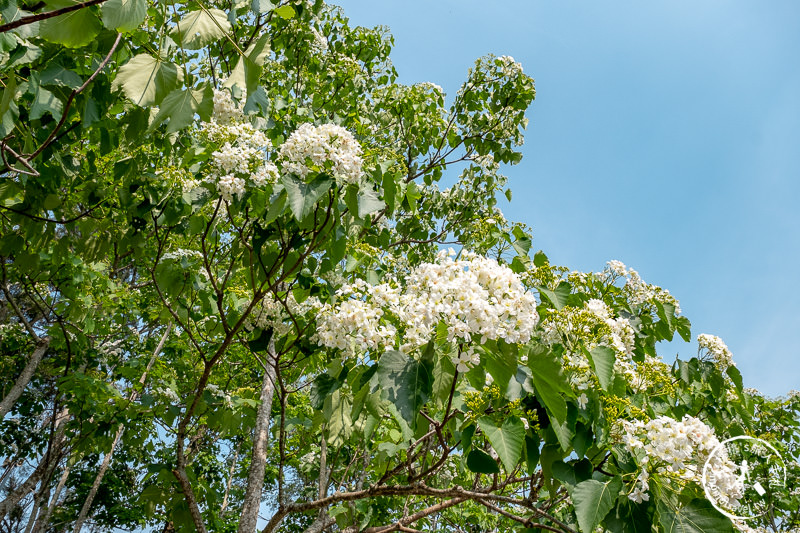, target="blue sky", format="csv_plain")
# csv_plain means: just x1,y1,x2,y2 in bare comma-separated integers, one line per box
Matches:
334,0,800,396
